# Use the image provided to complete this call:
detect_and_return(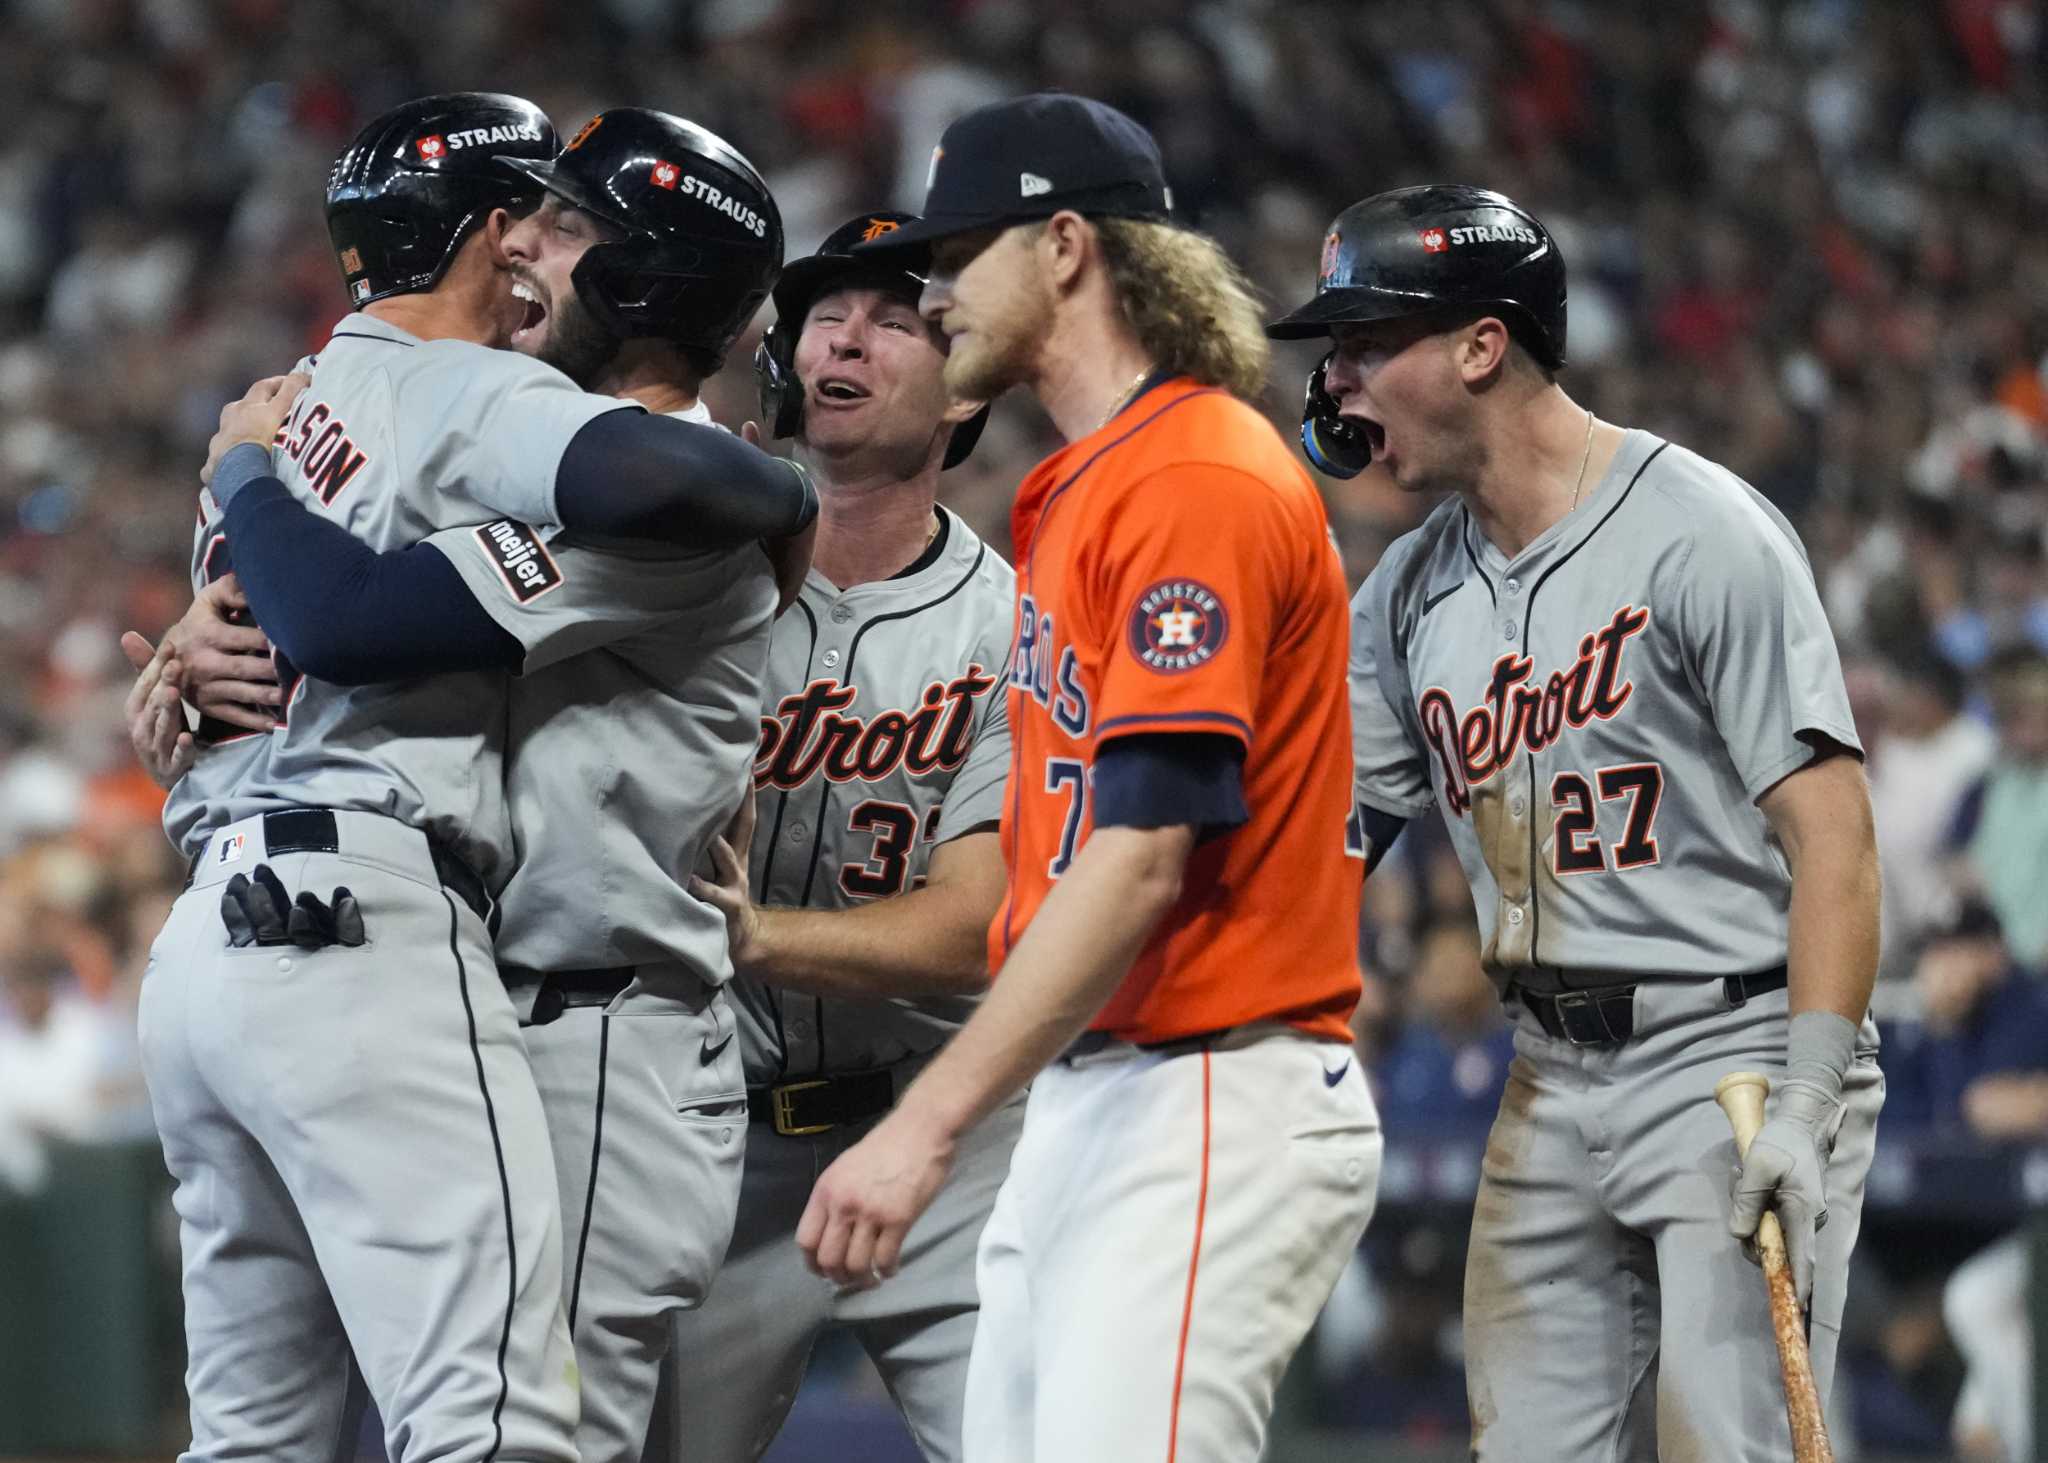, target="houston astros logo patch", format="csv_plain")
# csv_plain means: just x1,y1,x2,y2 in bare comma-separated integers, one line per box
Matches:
1128,579,1228,673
